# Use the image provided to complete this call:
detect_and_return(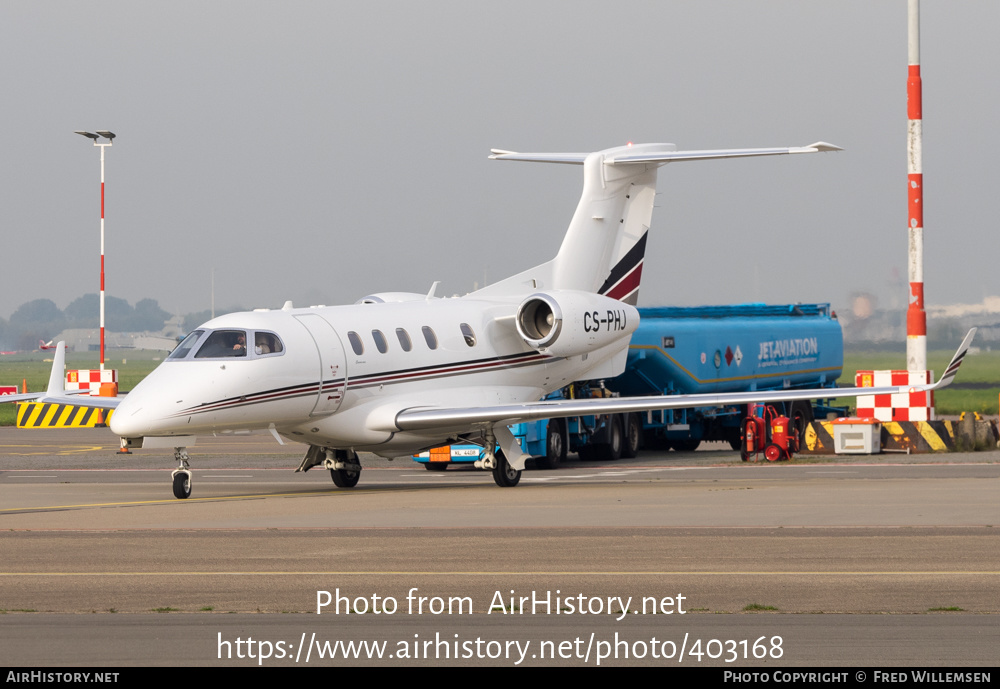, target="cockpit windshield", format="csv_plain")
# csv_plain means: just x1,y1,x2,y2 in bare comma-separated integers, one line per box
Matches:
194,330,248,358
168,330,205,360
167,328,285,360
